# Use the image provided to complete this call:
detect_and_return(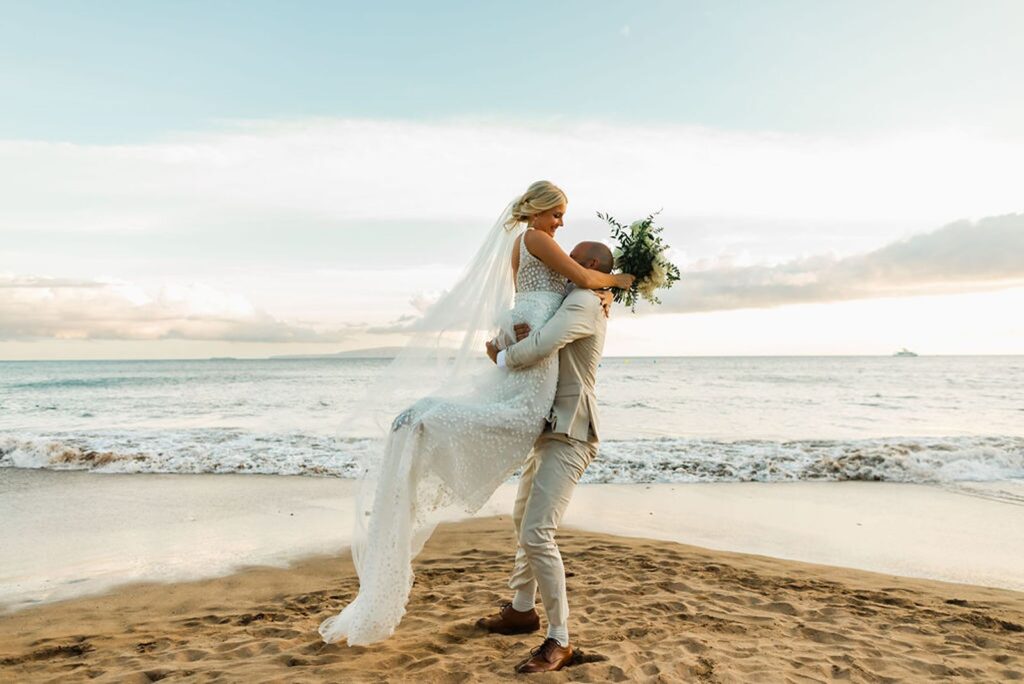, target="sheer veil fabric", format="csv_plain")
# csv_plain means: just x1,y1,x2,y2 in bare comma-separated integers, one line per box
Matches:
318,198,566,646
